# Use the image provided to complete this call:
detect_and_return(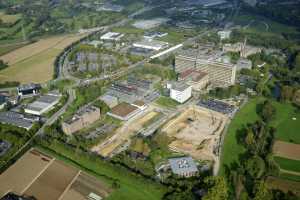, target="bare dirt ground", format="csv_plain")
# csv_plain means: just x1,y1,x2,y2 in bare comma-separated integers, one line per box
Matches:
0,149,53,197
92,106,161,157
24,160,79,200
0,33,87,83
267,176,300,196
61,173,112,200
162,106,228,161
273,140,300,160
